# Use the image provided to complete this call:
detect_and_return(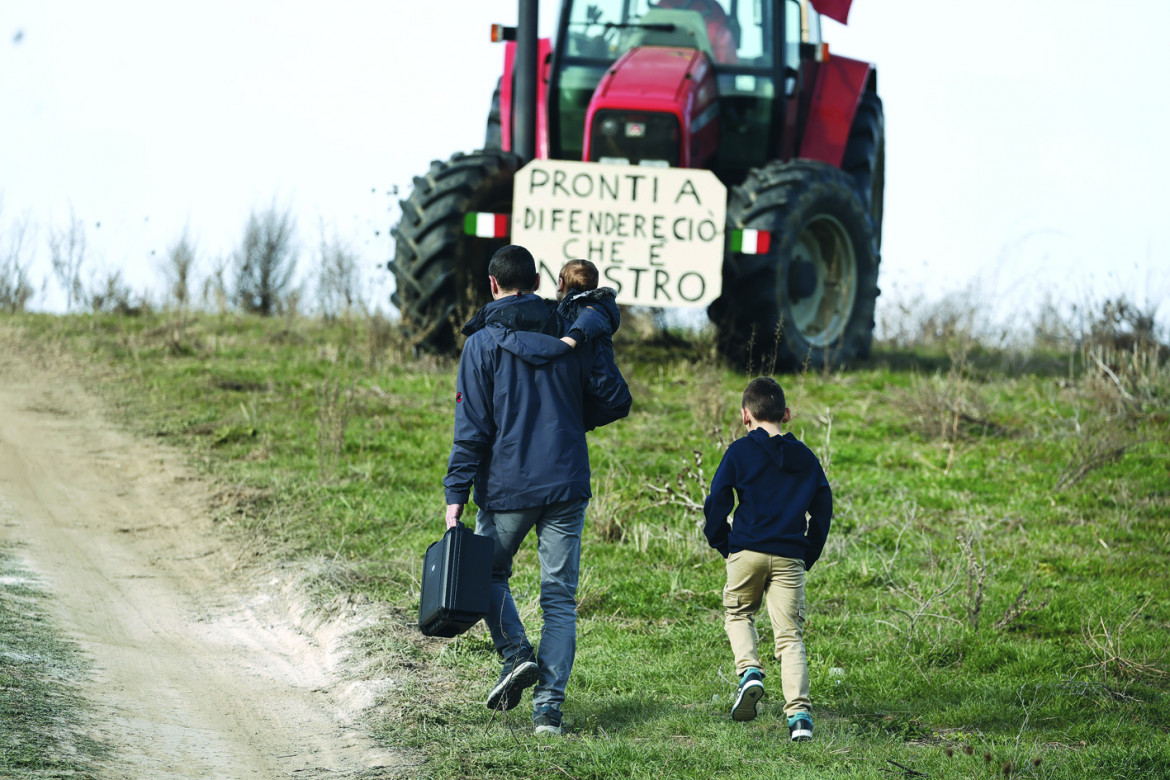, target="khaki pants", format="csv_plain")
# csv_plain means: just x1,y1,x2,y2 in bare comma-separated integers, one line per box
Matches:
723,550,811,717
